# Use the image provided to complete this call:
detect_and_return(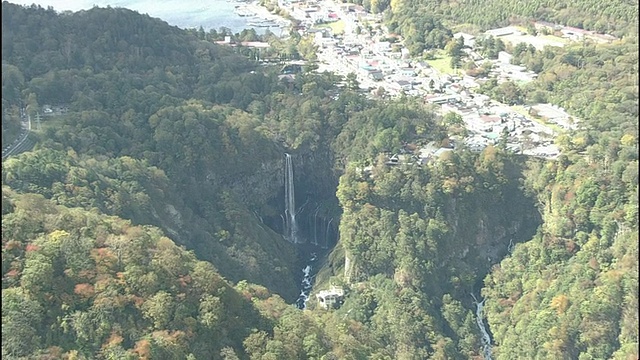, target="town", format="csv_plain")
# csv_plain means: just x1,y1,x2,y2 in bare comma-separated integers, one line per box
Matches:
224,0,619,161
